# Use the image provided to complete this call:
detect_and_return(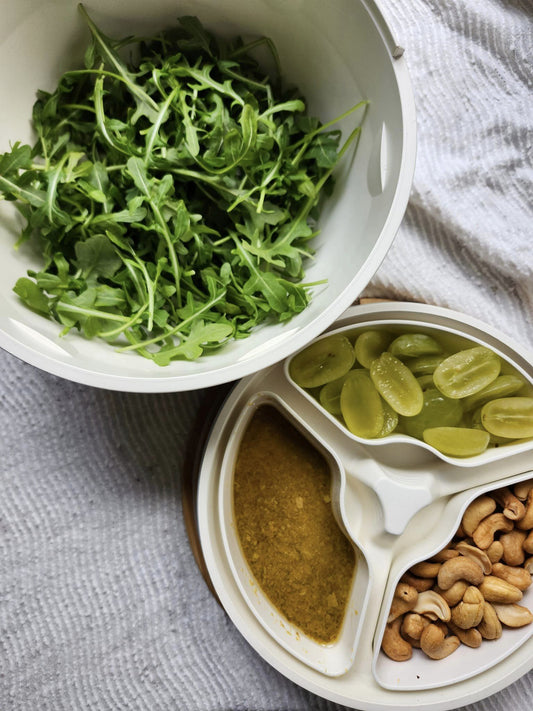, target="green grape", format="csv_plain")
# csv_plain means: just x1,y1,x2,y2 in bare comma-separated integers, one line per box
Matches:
388,333,443,358
340,370,384,438
407,354,446,376
470,407,514,445
417,374,436,390
481,397,533,439
379,400,399,437
462,374,526,411
354,330,393,368
433,346,501,399
401,389,463,440
319,373,351,416
370,352,424,416
423,427,490,457
289,334,355,388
